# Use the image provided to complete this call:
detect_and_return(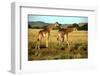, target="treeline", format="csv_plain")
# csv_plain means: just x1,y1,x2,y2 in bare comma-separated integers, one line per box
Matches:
71,23,88,31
